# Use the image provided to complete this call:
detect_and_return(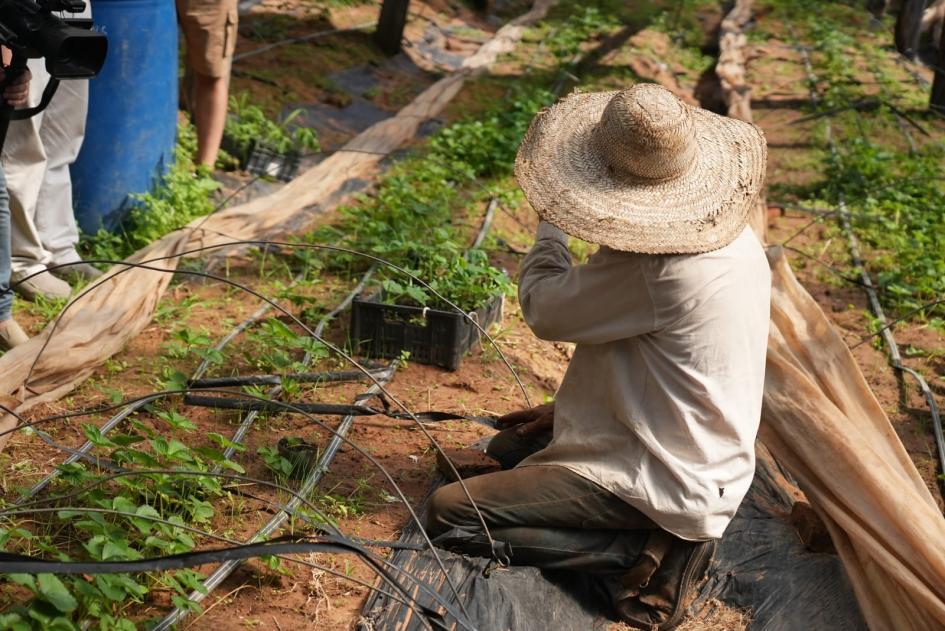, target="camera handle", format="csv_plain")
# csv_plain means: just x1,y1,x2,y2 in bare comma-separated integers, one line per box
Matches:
0,51,61,153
